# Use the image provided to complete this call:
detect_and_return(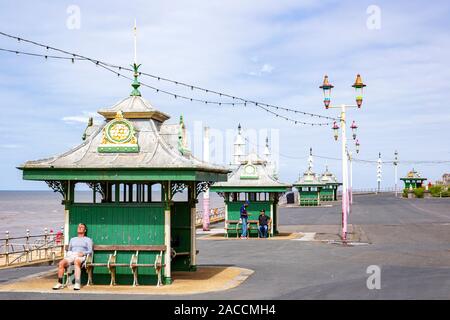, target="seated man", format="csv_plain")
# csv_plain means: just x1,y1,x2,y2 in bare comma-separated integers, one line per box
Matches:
53,223,93,290
258,209,270,238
